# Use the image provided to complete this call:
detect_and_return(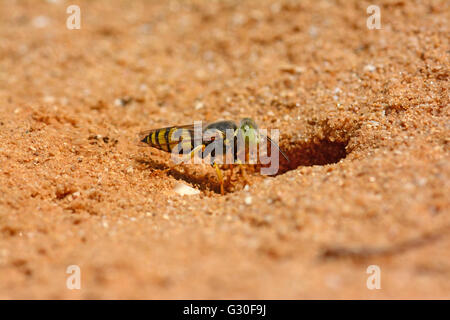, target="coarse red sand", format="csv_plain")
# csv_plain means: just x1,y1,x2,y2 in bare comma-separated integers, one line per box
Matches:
0,0,449,299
